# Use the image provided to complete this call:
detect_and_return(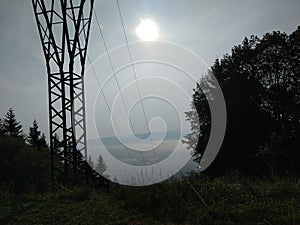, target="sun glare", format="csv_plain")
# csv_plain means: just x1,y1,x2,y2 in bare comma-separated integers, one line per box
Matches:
136,19,159,41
